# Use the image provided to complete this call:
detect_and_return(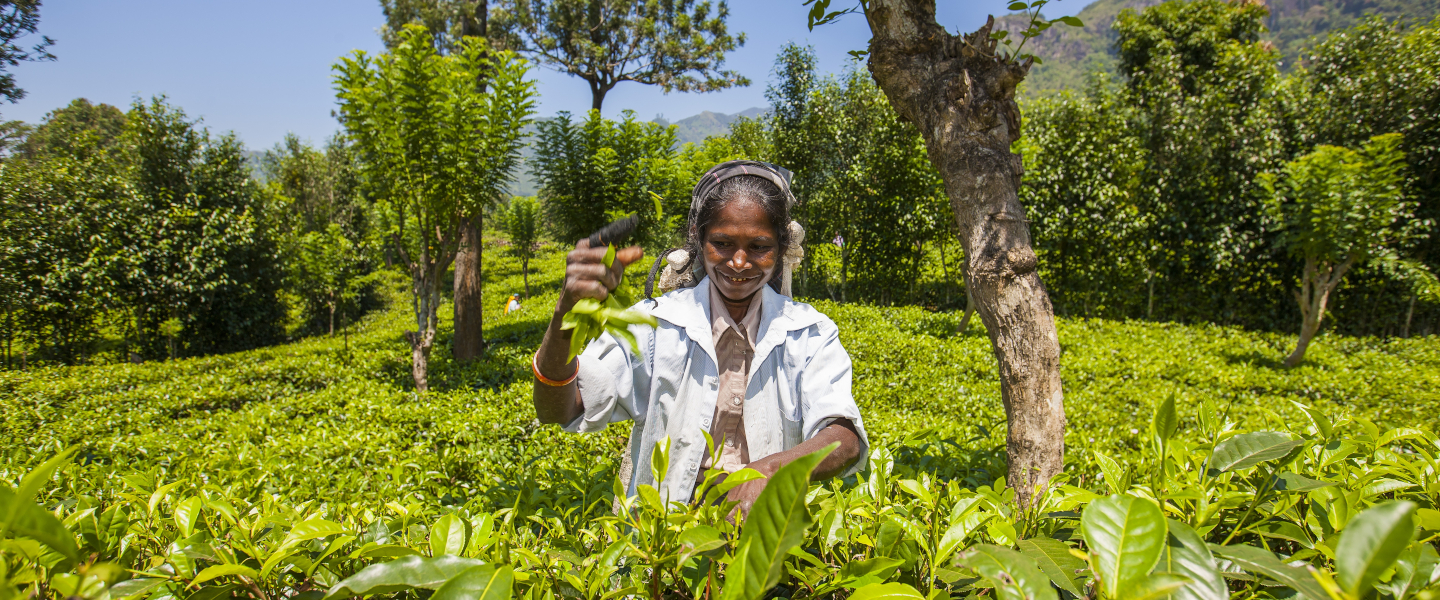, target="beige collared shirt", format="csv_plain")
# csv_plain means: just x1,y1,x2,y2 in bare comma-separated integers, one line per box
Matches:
701,281,762,474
